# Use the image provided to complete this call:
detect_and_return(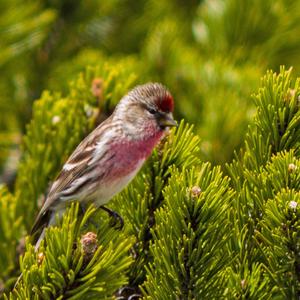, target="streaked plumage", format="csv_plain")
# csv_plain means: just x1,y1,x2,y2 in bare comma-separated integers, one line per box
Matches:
31,82,176,249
